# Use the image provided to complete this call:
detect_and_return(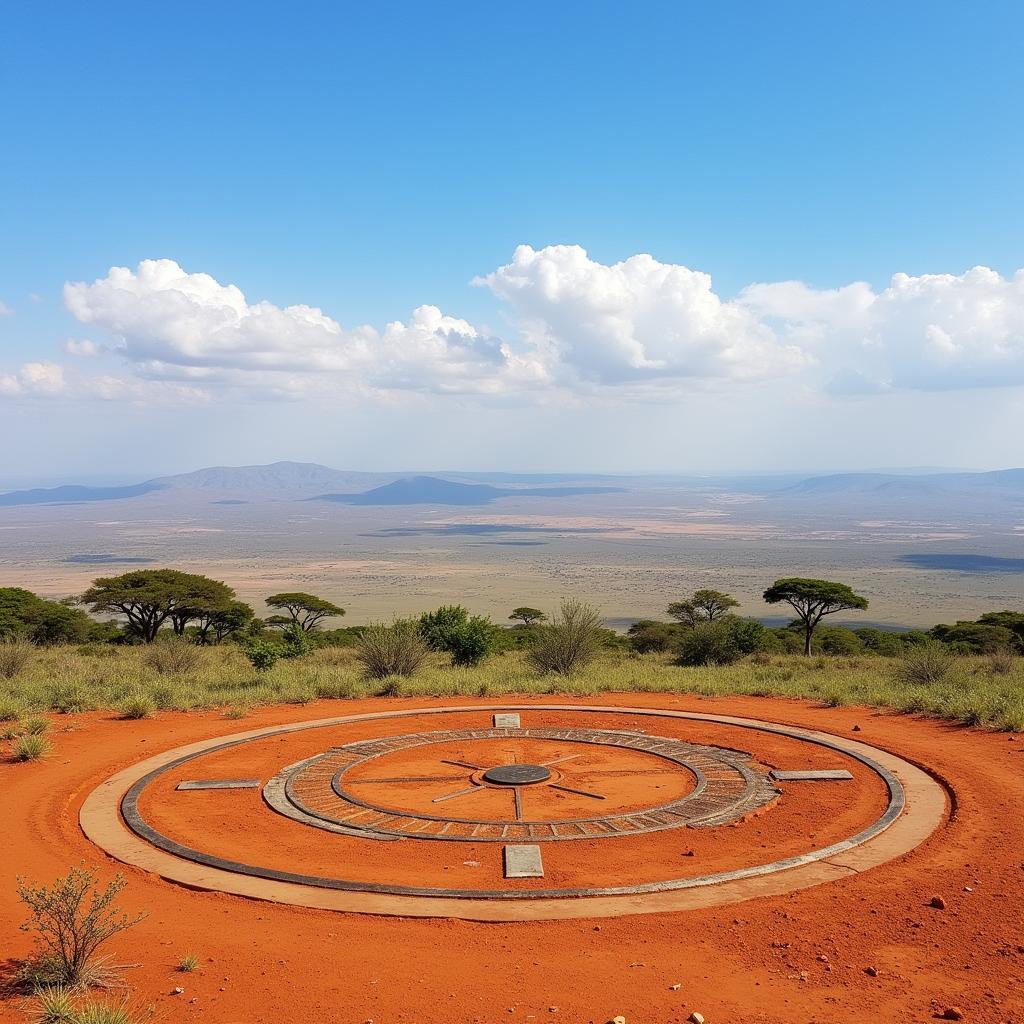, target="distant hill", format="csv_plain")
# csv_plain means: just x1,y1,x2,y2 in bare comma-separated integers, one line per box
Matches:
0,482,165,506
149,461,394,493
777,468,1024,500
313,475,626,506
